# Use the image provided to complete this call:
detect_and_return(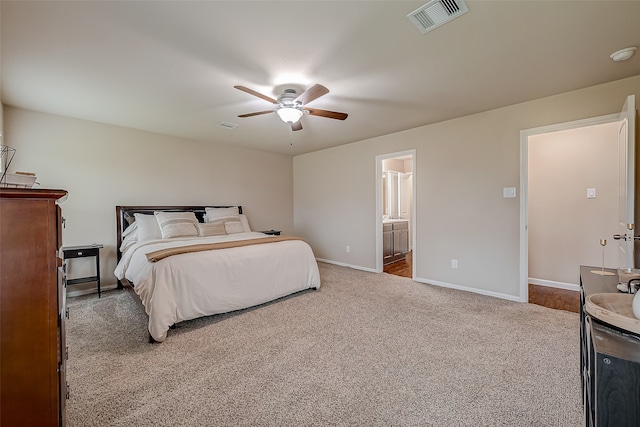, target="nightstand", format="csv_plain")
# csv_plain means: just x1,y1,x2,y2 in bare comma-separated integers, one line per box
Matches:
261,230,281,236
62,244,104,297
